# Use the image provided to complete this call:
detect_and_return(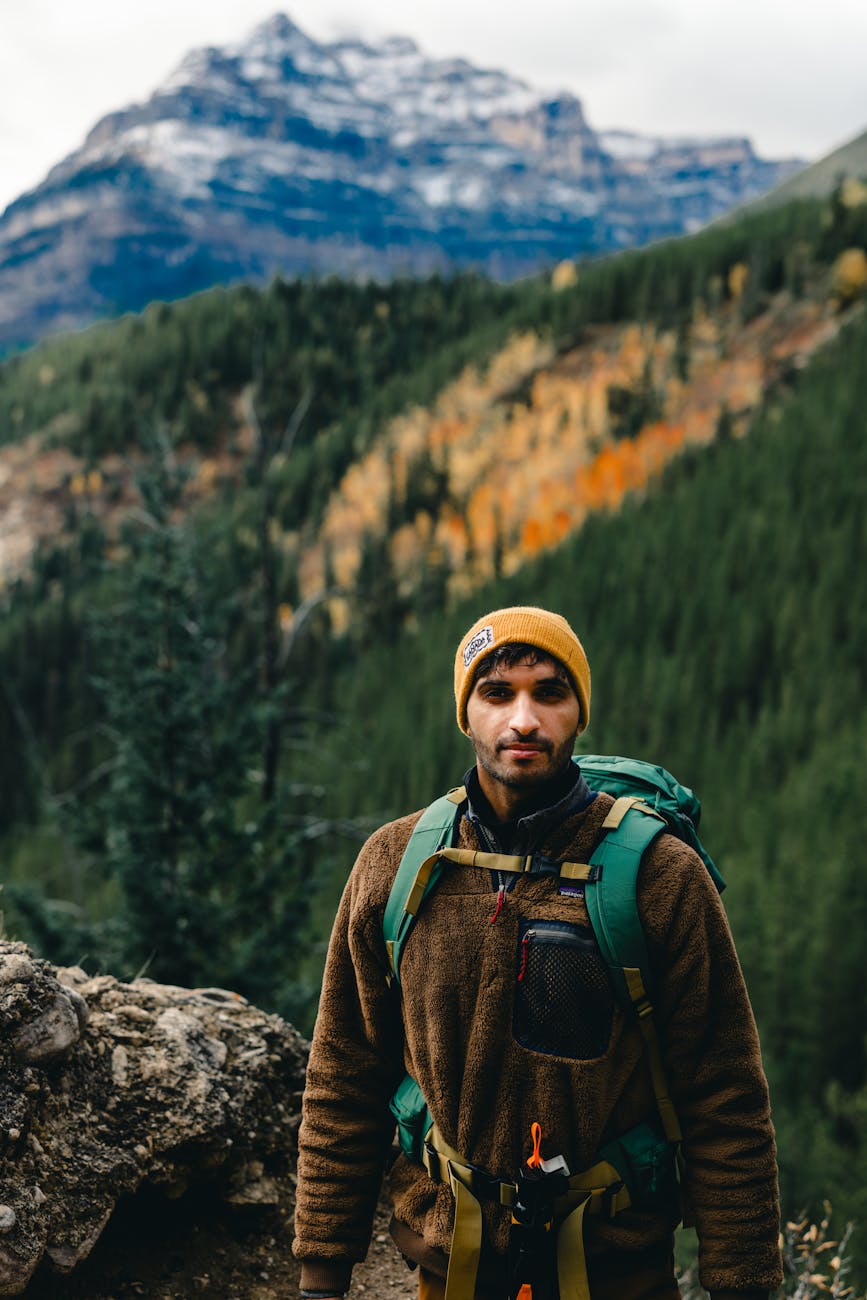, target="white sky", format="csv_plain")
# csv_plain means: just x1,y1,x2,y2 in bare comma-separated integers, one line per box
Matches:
2,0,866,216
